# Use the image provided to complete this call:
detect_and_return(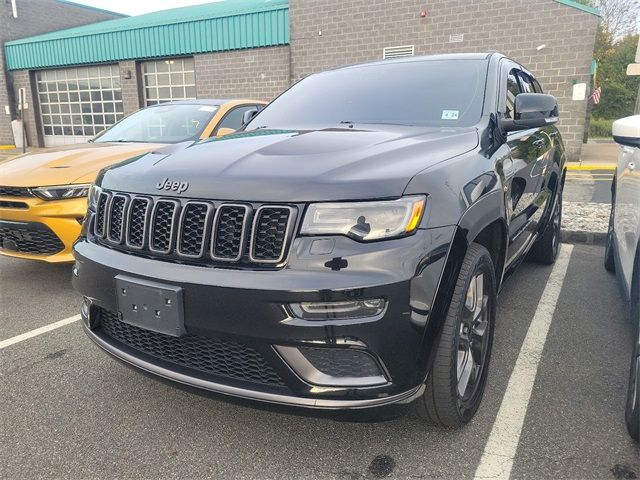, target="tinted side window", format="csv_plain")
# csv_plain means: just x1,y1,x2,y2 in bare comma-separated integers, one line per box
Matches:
518,72,535,93
505,69,522,119
214,106,256,134
532,78,544,94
